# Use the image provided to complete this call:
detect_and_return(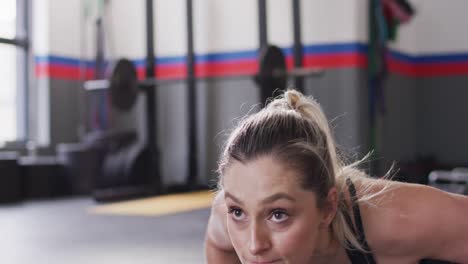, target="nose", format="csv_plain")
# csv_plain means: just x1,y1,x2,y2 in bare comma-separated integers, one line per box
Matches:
248,221,271,255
